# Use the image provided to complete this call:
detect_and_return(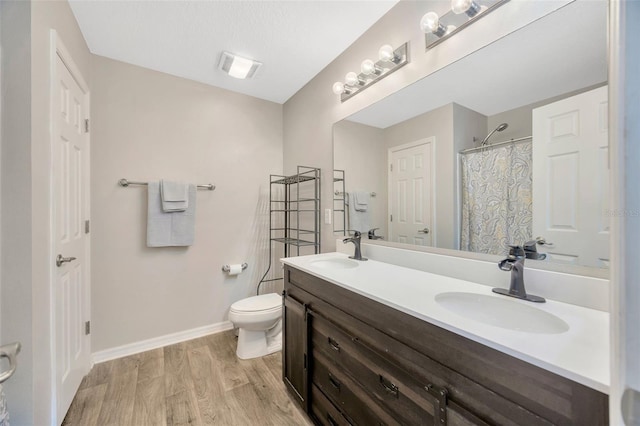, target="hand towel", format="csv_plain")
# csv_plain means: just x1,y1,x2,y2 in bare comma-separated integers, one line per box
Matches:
347,192,370,233
354,191,370,212
160,180,189,212
147,182,197,247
